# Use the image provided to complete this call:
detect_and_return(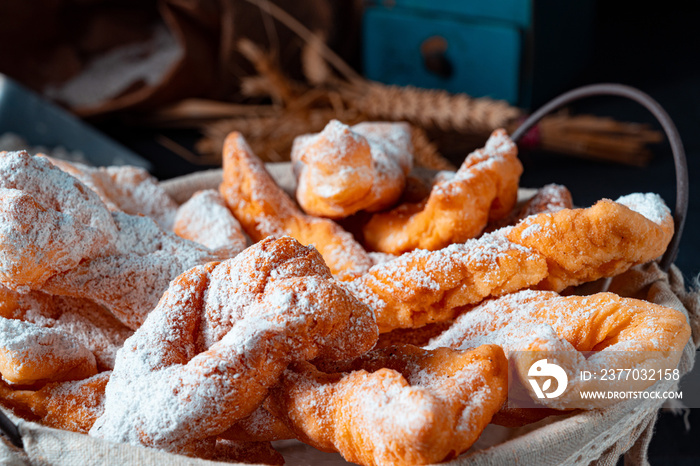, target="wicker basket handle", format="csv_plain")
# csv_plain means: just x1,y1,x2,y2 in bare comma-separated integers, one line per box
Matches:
511,83,688,271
